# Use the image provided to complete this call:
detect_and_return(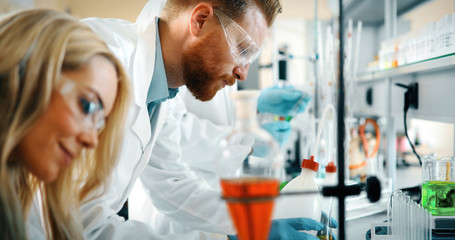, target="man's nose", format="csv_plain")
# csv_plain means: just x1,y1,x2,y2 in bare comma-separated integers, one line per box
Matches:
233,64,250,81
